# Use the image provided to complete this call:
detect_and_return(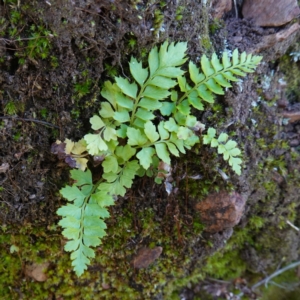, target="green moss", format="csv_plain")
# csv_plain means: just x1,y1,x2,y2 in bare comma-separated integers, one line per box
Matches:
0,196,207,299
